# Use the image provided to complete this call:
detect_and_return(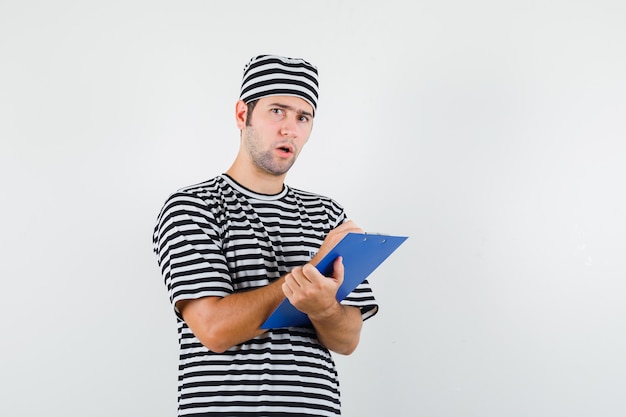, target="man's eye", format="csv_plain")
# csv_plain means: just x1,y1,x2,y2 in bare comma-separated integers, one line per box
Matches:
299,116,309,123
271,108,283,115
